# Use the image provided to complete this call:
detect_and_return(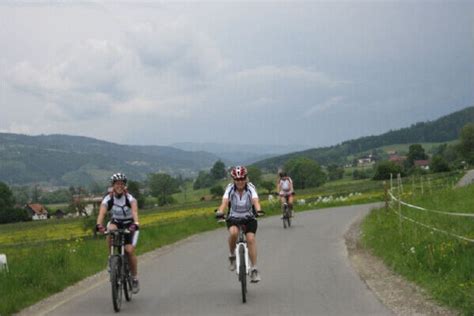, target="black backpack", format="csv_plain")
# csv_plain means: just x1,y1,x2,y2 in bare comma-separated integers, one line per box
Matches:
106,192,131,211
